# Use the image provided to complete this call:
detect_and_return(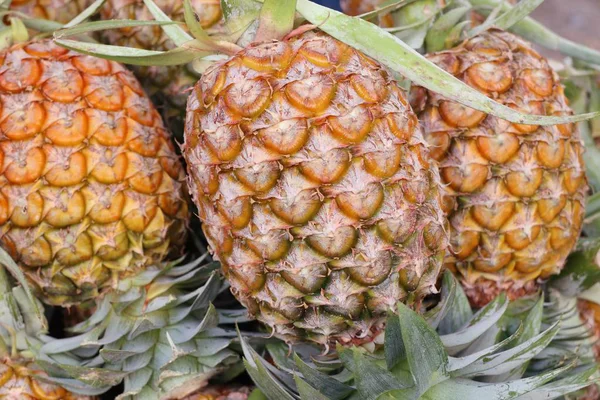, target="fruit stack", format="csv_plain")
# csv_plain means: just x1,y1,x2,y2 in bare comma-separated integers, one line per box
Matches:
0,0,599,399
